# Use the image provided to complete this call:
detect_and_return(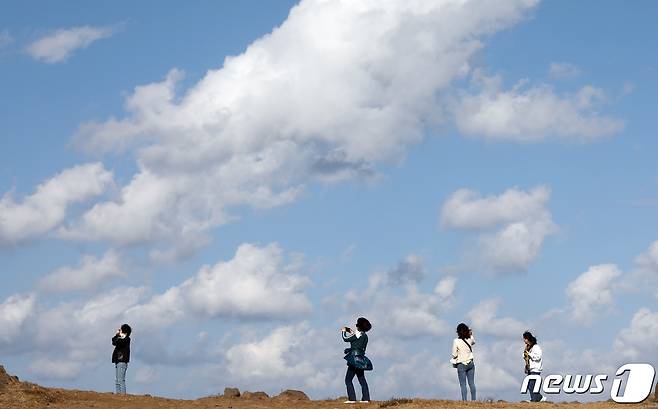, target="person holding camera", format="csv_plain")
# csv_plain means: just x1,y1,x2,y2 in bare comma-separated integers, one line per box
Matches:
112,324,132,395
450,323,476,401
341,317,372,404
523,331,545,402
